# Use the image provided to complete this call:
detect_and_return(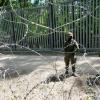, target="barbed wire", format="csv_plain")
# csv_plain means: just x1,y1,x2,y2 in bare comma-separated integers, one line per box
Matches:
0,0,100,100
